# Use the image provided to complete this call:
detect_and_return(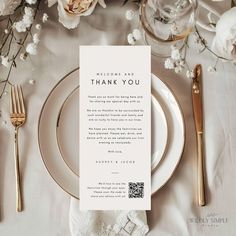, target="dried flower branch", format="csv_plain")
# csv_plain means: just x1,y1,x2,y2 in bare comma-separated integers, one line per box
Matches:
0,0,42,99
194,26,231,61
